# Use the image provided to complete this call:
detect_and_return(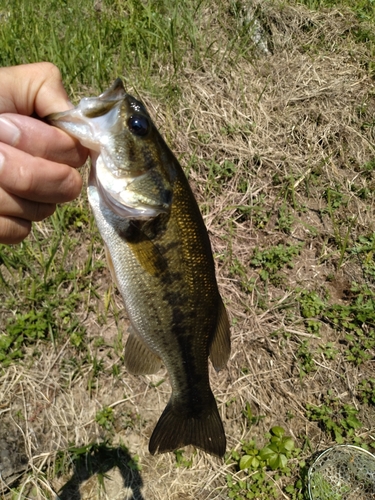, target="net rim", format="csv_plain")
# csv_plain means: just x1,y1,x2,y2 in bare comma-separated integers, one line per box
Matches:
307,444,375,500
